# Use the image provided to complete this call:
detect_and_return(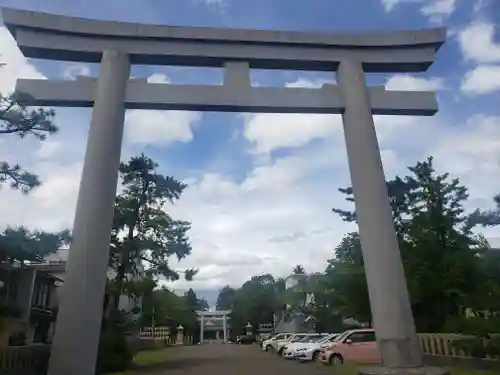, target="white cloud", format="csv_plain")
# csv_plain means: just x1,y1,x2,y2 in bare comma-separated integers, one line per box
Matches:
194,0,228,11
124,73,201,146
381,0,402,12
421,0,457,23
474,0,490,12
457,21,500,97
432,115,500,211
0,27,81,232
285,77,335,88
244,77,343,154
244,112,343,154
244,76,442,154
0,27,45,94
125,110,200,145
461,65,500,95
386,74,444,91
146,73,170,84
381,0,457,21
62,64,91,80
36,141,64,160
164,148,354,291
0,160,82,232
458,21,500,64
